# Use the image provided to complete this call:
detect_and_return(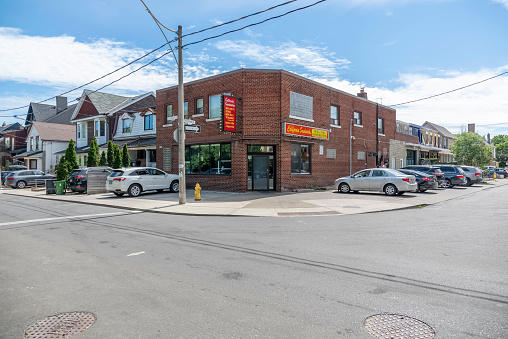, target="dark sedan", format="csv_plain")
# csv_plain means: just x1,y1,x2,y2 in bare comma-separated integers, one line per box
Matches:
68,167,112,193
397,169,439,192
401,165,445,187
